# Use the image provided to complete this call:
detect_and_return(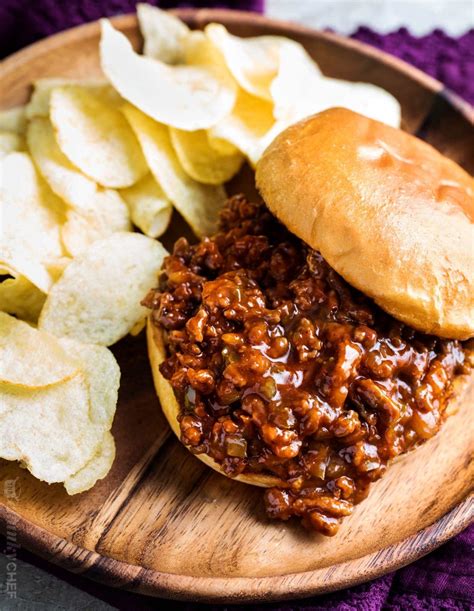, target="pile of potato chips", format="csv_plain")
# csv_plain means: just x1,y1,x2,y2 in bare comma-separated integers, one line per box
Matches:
0,313,119,494
0,5,401,494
